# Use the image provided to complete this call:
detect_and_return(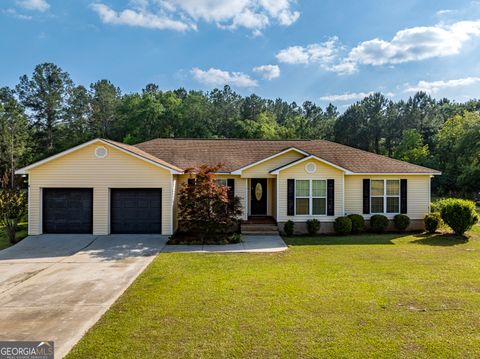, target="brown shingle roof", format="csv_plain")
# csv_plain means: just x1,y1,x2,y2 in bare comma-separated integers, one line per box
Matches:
133,138,440,174
103,139,183,172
